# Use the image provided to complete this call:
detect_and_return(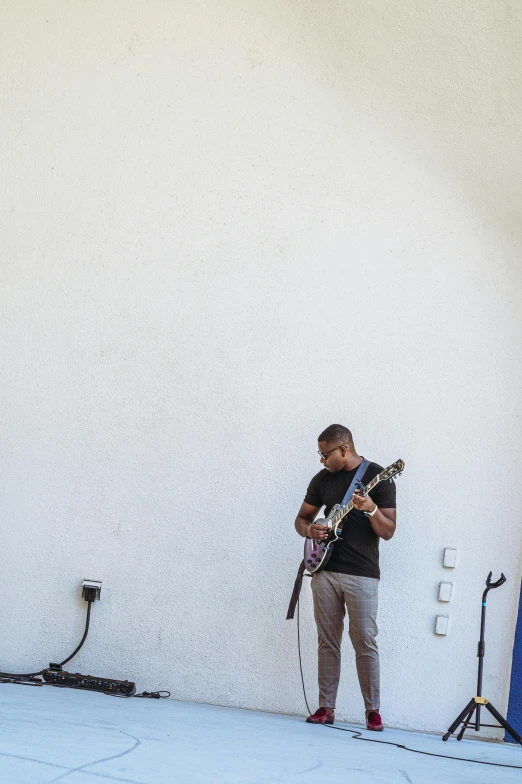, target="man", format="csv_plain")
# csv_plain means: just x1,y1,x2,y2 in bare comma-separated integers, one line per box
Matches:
294,424,396,730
